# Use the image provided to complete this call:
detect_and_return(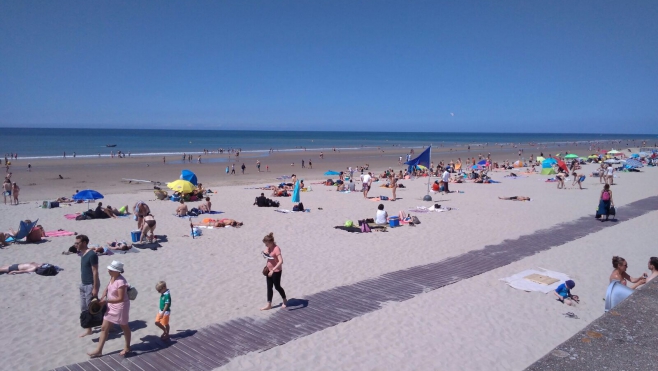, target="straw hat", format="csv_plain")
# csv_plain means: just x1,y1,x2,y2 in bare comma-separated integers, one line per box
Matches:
88,297,103,315
107,260,124,273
